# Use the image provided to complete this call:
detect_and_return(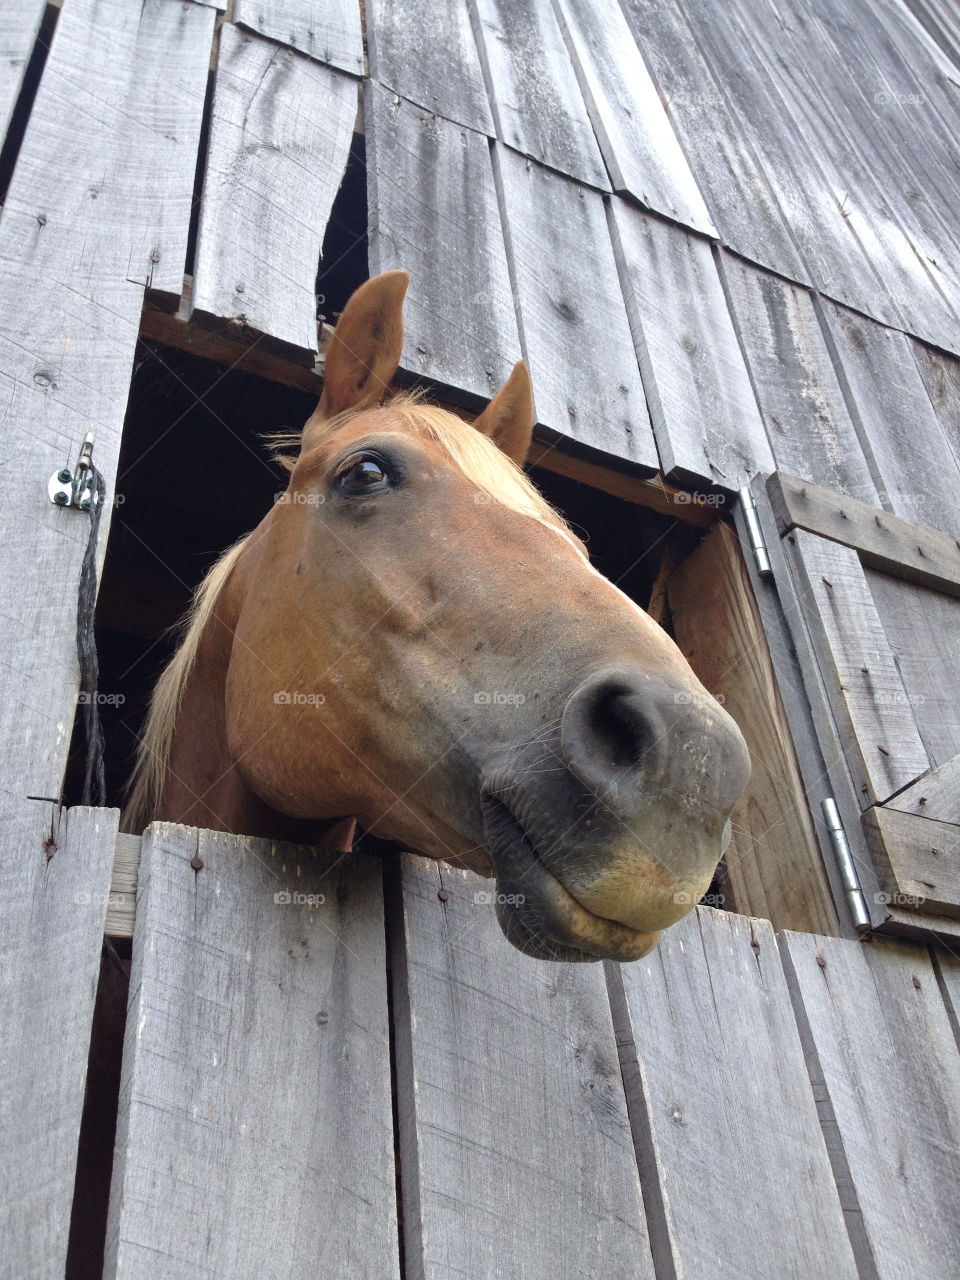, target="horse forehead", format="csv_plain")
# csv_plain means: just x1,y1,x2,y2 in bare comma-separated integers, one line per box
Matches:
300,409,447,472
